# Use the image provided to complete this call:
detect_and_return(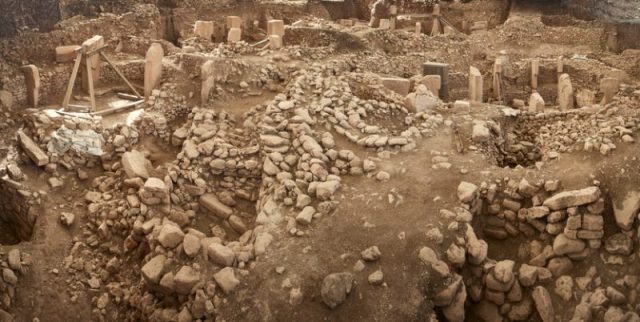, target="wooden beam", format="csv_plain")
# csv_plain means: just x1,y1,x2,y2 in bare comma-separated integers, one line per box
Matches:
86,57,96,112
91,99,143,116
99,52,142,98
62,52,83,109
85,45,108,57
